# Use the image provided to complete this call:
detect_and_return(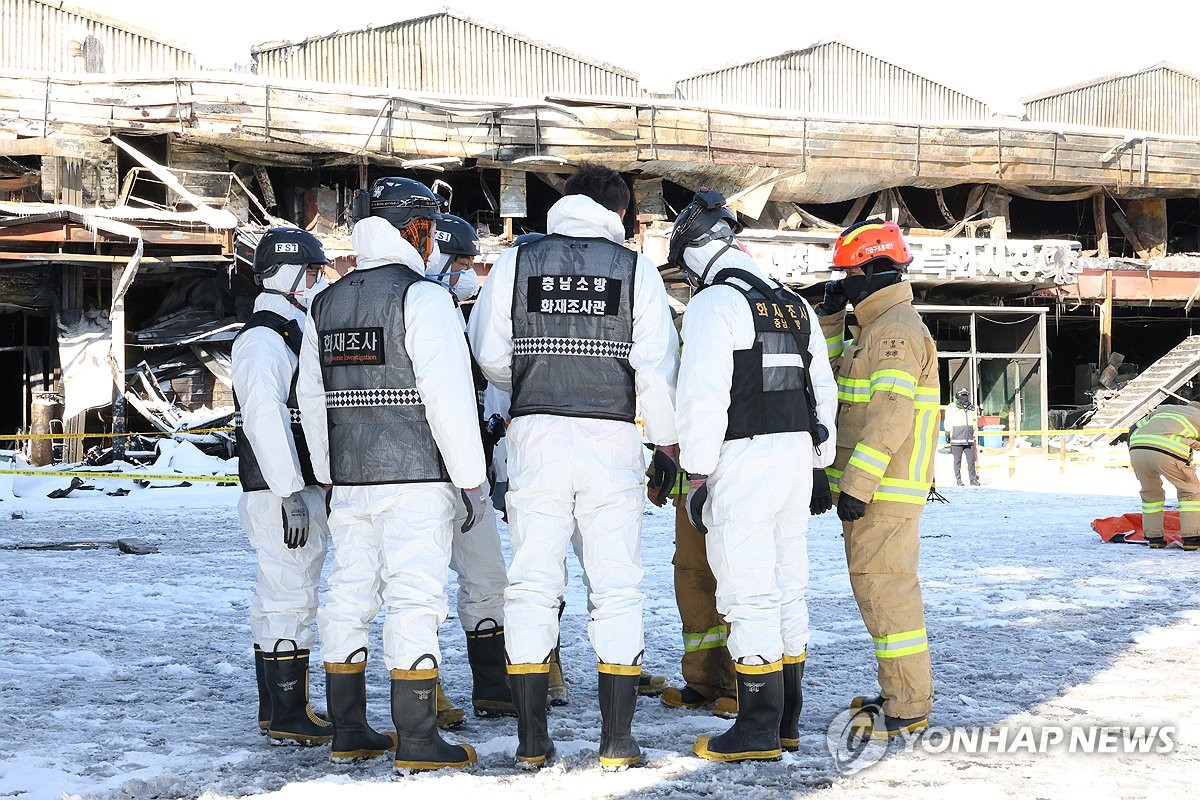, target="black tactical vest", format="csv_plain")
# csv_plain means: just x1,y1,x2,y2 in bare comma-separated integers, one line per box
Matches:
711,269,815,441
309,265,450,485
509,234,637,422
233,310,319,493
